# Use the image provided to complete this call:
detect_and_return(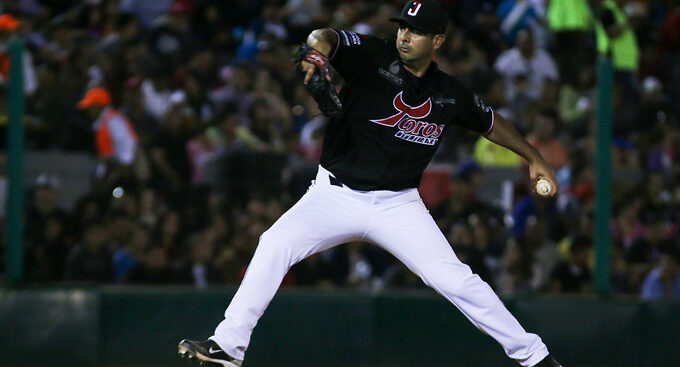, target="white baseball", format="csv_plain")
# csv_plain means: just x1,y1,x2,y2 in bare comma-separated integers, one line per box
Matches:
536,179,552,196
